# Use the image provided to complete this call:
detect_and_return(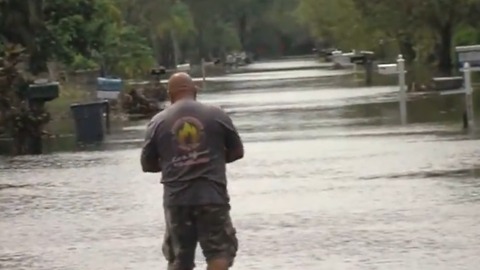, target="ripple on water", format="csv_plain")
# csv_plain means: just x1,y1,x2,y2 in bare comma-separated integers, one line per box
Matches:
0,152,123,171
